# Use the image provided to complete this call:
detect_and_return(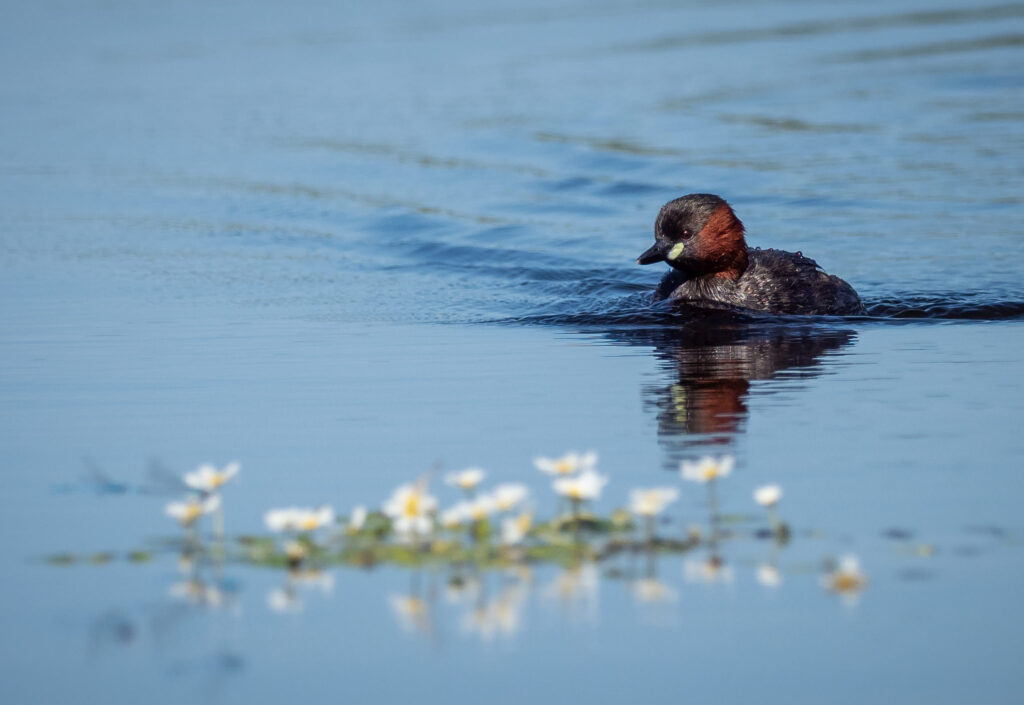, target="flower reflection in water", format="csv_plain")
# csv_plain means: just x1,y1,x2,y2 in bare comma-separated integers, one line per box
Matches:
544,562,599,623
460,573,530,641
683,555,735,587
267,569,335,614
390,593,432,636
632,577,678,604
757,562,783,589
445,574,482,606
169,578,232,610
